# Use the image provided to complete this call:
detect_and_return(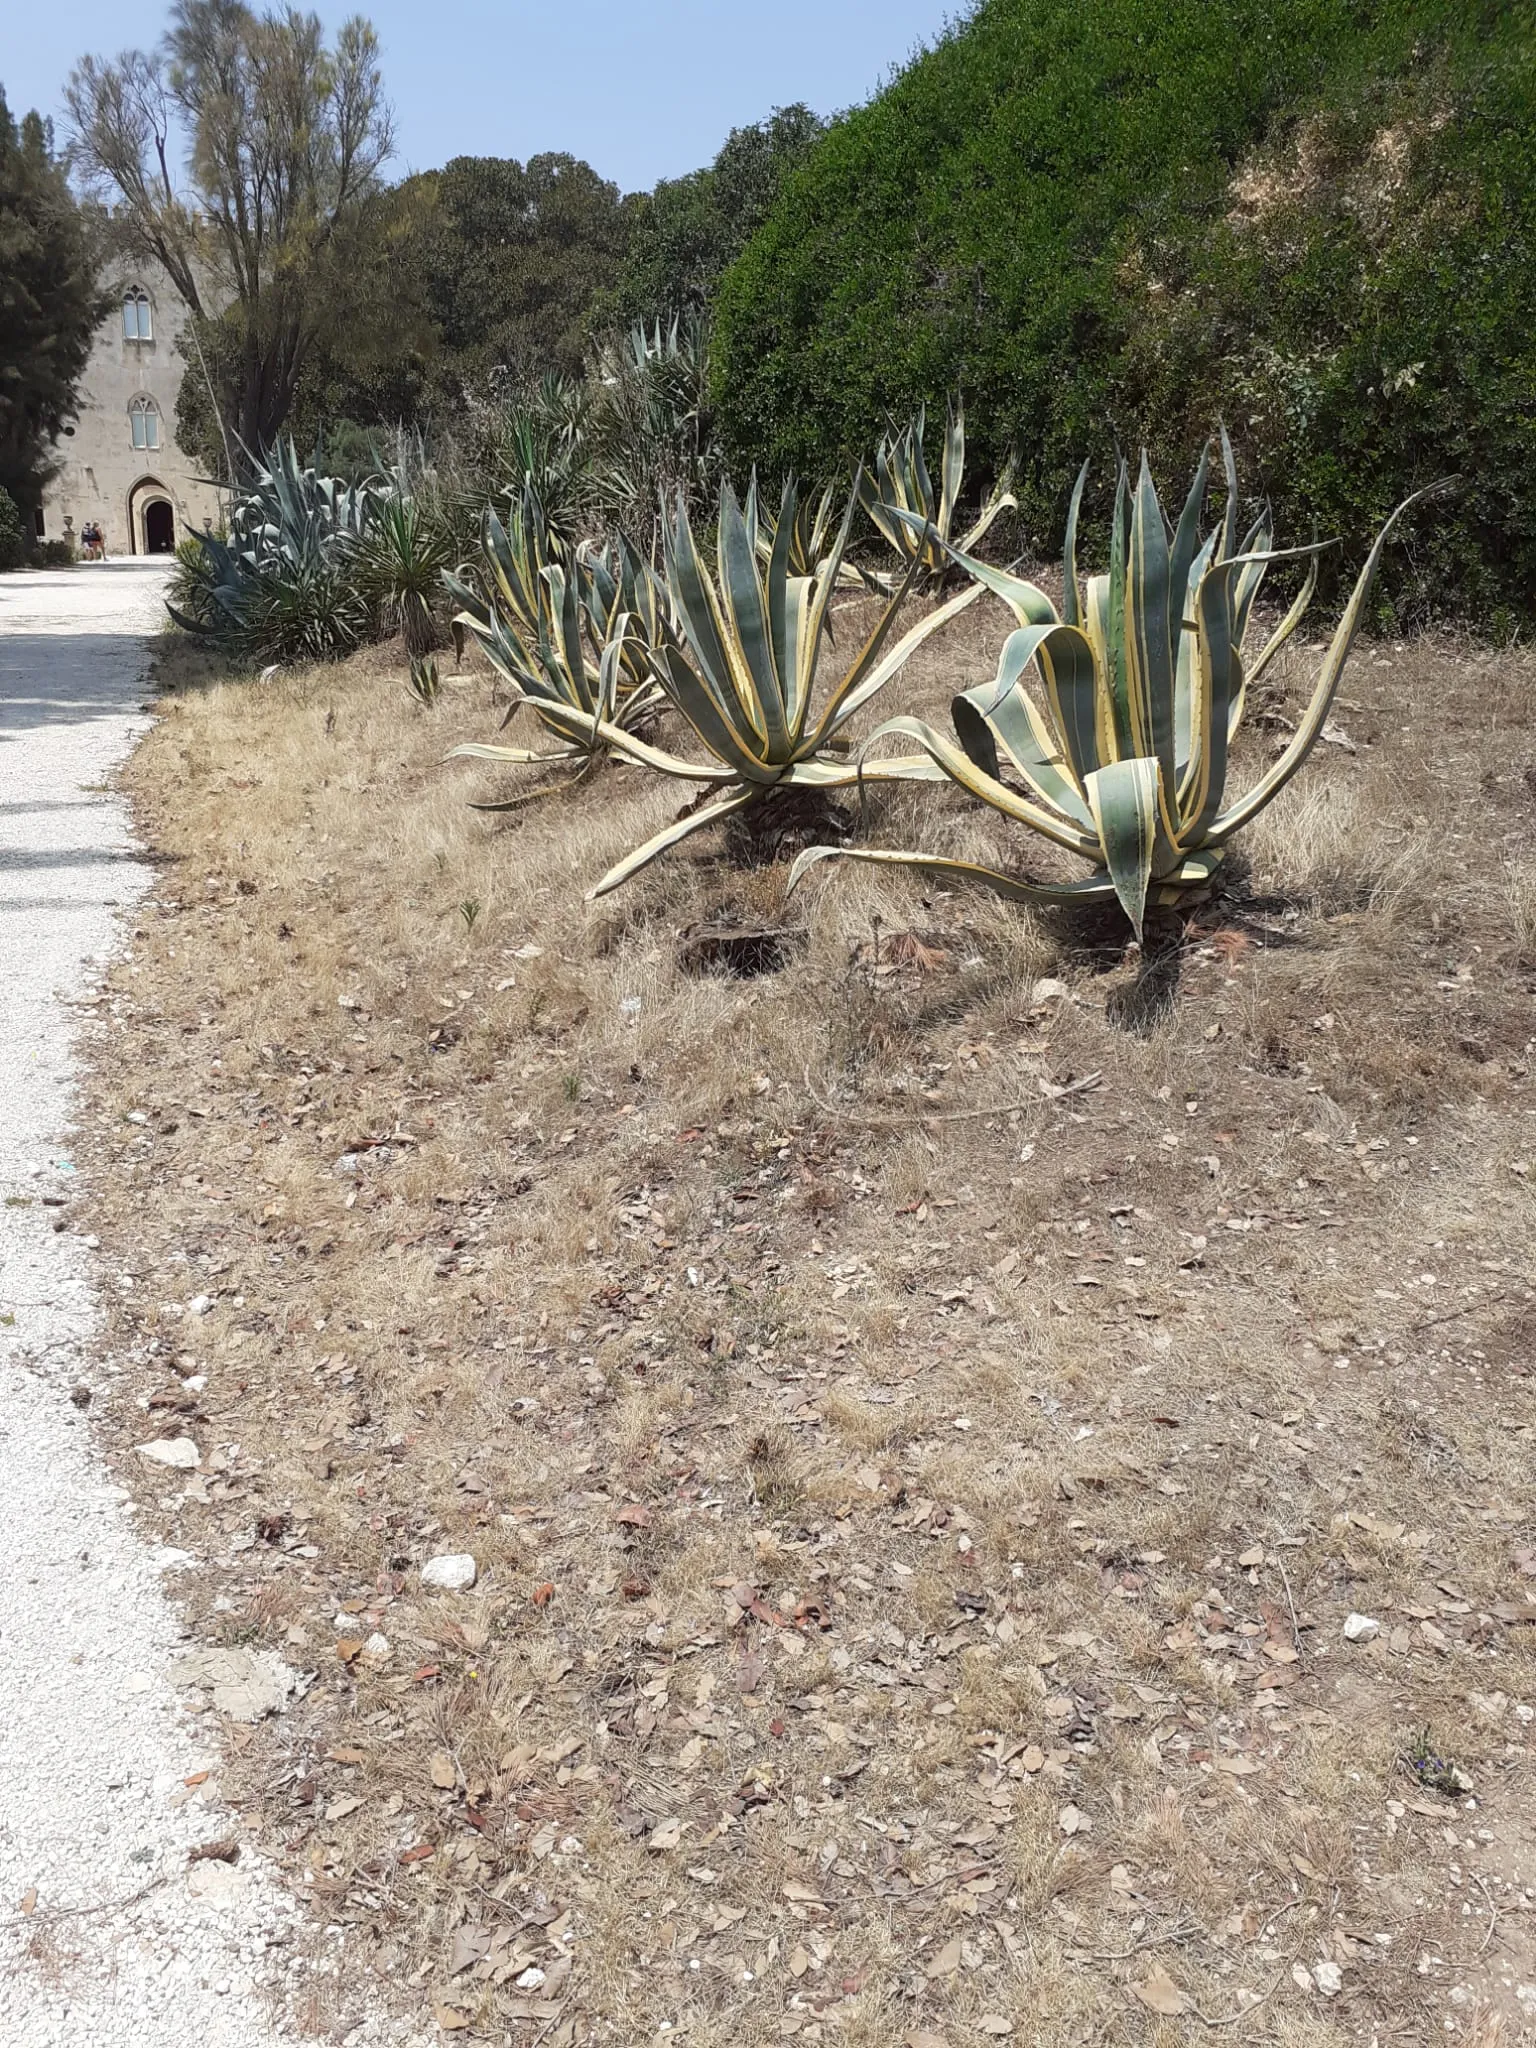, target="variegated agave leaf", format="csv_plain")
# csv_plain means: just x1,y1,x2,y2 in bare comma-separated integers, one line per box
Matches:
583,474,985,898
792,441,1445,938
